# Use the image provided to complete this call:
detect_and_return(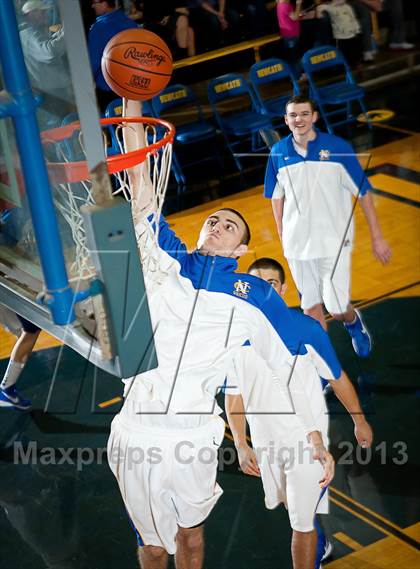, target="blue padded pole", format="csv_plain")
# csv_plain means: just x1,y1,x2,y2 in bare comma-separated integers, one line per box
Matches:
0,0,75,324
